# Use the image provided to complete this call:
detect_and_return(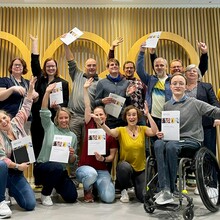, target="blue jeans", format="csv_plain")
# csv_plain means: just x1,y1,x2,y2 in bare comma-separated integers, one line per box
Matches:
34,162,77,203
0,160,36,211
76,165,115,203
116,161,145,202
154,139,200,192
